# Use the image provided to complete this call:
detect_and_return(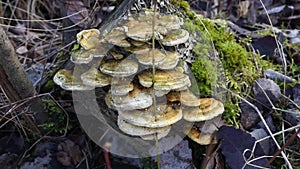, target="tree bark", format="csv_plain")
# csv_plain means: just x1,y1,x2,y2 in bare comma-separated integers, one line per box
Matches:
0,27,47,133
